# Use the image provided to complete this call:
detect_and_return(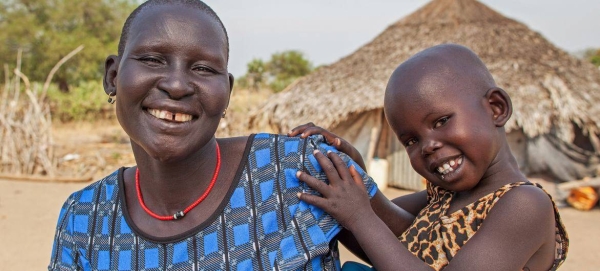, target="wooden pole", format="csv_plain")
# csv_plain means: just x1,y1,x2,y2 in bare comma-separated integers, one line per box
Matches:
557,177,600,191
